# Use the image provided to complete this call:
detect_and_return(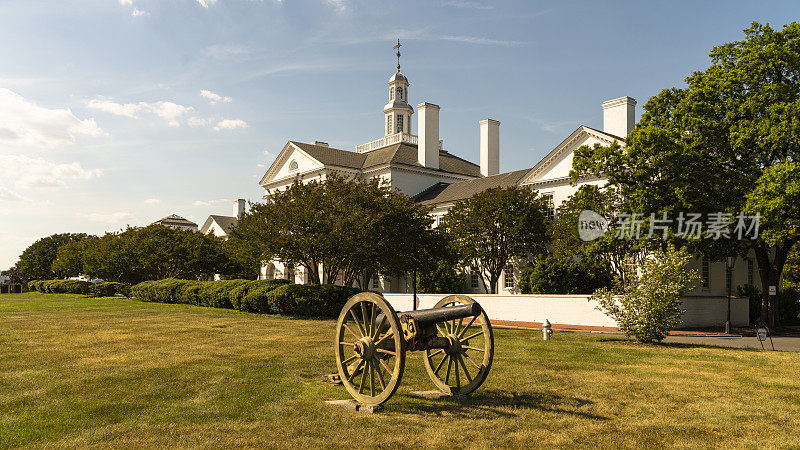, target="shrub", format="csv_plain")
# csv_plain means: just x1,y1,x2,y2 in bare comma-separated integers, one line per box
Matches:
38,279,92,295
132,279,193,303
89,282,131,298
268,283,361,318
592,246,699,343
195,280,250,309
520,255,613,294
237,279,293,313
129,278,358,318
